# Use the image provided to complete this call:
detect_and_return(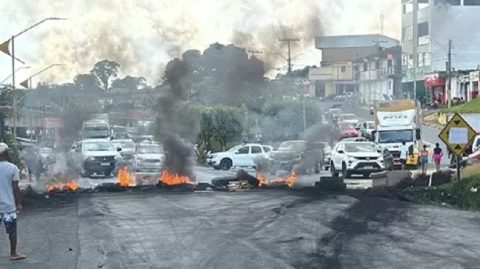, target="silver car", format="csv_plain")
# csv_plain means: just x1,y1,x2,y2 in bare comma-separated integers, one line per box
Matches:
134,142,165,172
